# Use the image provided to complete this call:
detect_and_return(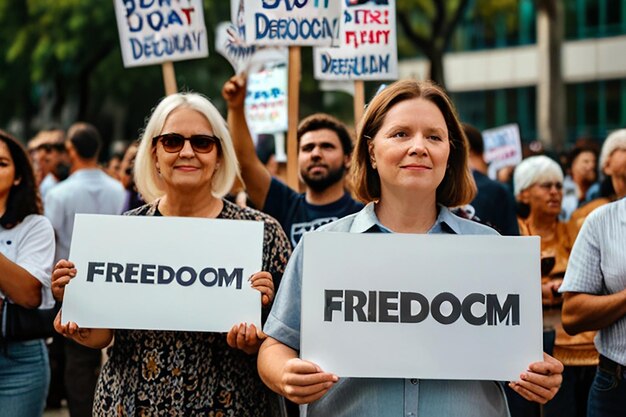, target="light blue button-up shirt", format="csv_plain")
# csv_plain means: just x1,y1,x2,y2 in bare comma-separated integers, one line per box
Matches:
44,168,125,262
264,202,511,417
